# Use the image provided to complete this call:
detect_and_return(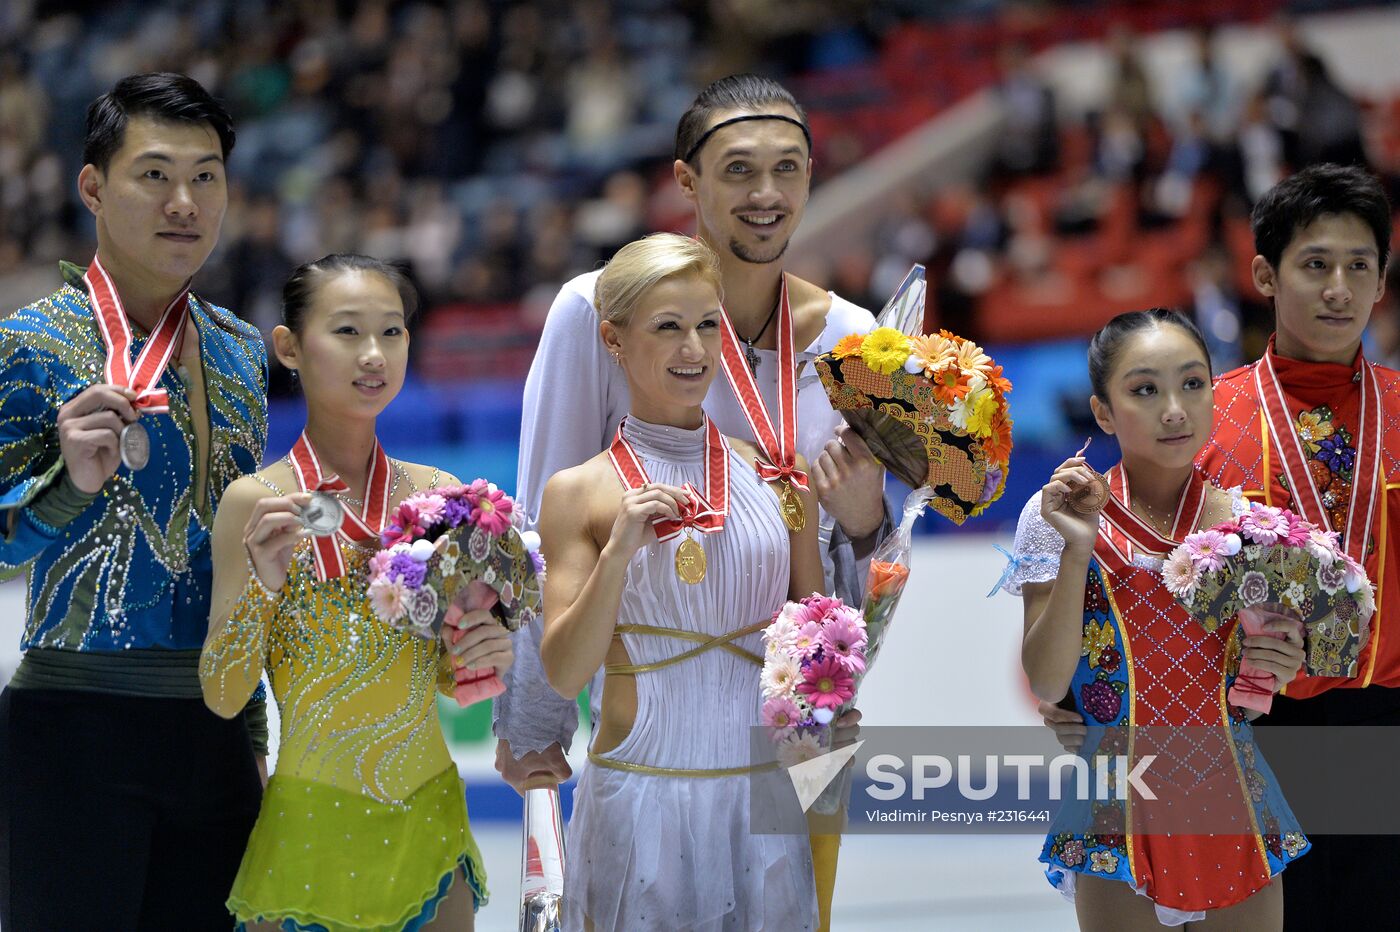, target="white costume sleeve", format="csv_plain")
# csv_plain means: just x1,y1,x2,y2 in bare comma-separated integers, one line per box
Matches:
514,271,624,528
997,491,1067,597
496,272,624,755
